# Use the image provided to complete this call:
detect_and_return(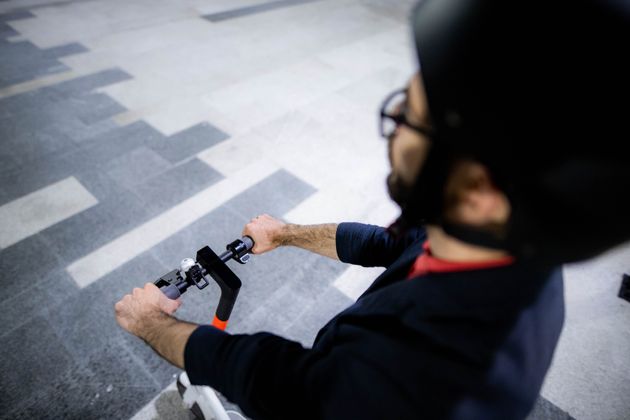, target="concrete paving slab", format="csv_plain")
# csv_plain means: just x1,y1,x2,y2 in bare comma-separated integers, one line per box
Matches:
0,176,98,249
0,315,73,414
0,234,61,298
150,122,229,164
133,157,224,217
